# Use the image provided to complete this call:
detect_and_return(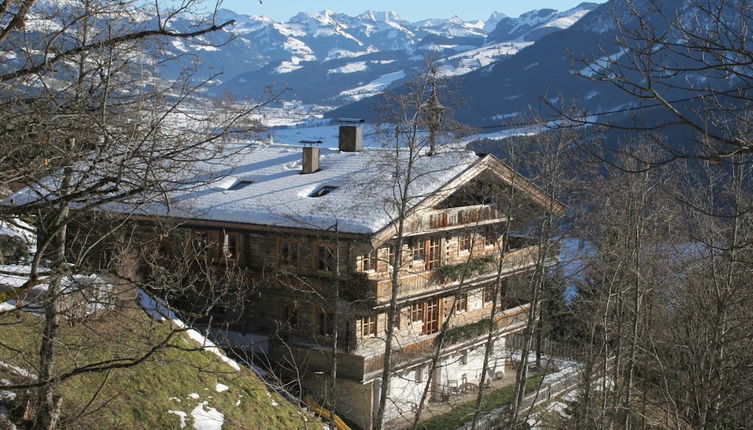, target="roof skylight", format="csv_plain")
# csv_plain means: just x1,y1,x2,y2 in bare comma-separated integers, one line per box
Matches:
309,185,338,198
229,180,254,191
